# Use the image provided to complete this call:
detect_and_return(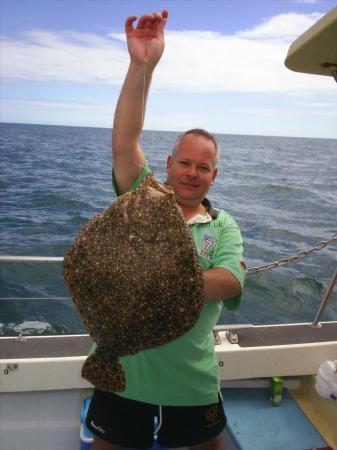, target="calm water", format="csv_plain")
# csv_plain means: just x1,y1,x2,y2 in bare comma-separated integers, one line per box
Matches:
0,122,336,335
